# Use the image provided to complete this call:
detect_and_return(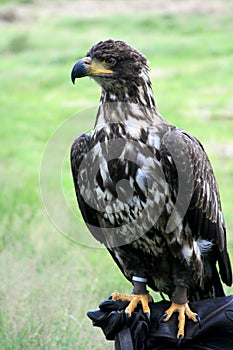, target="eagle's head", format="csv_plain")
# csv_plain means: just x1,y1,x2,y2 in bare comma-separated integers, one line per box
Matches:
71,39,154,105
